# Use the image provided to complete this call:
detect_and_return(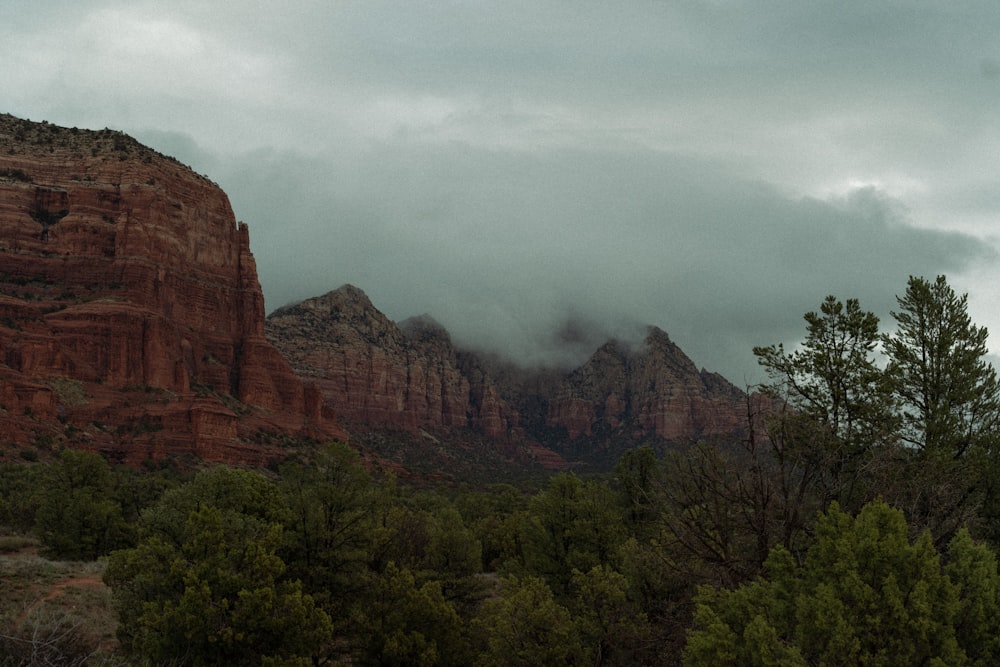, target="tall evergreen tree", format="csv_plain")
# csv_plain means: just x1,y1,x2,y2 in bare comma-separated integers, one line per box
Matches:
883,275,1000,457
754,295,898,510
755,295,897,451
